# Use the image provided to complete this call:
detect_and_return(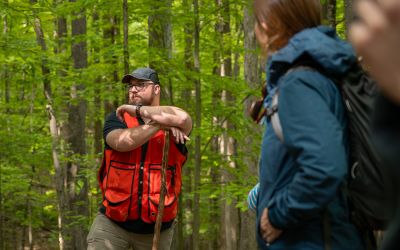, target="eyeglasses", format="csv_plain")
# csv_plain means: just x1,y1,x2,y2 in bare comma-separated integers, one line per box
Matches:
126,81,154,91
